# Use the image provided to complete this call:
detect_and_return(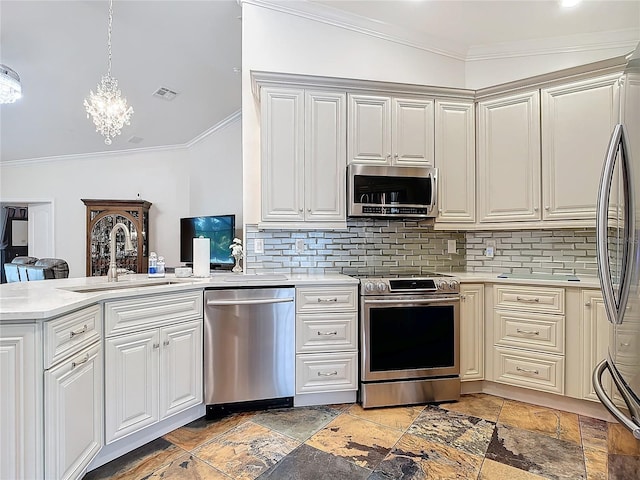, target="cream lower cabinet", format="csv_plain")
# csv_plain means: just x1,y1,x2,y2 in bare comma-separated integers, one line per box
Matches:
0,324,42,480
260,87,346,227
44,342,102,480
348,94,434,166
491,285,565,394
460,284,484,381
435,99,475,224
579,290,611,401
295,286,358,404
104,292,203,444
